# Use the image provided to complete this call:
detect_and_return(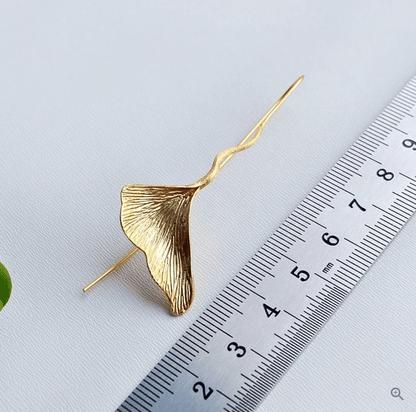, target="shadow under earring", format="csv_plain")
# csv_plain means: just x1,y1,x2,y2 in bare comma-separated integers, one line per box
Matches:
83,76,304,315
